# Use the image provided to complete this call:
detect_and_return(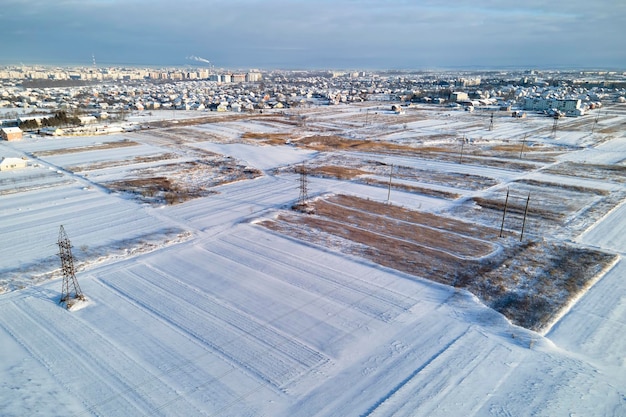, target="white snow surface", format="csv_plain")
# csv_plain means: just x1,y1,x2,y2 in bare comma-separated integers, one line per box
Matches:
0,107,625,417
190,142,317,171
